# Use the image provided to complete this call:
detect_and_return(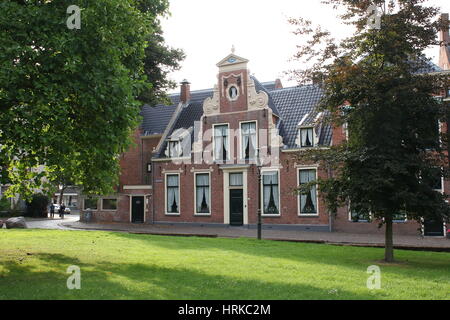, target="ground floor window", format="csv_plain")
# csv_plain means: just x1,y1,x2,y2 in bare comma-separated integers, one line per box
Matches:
102,198,117,211
350,209,371,222
299,169,318,215
166,174,180,214
262,171,279,215
84,198,98,210
195,173,210,214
